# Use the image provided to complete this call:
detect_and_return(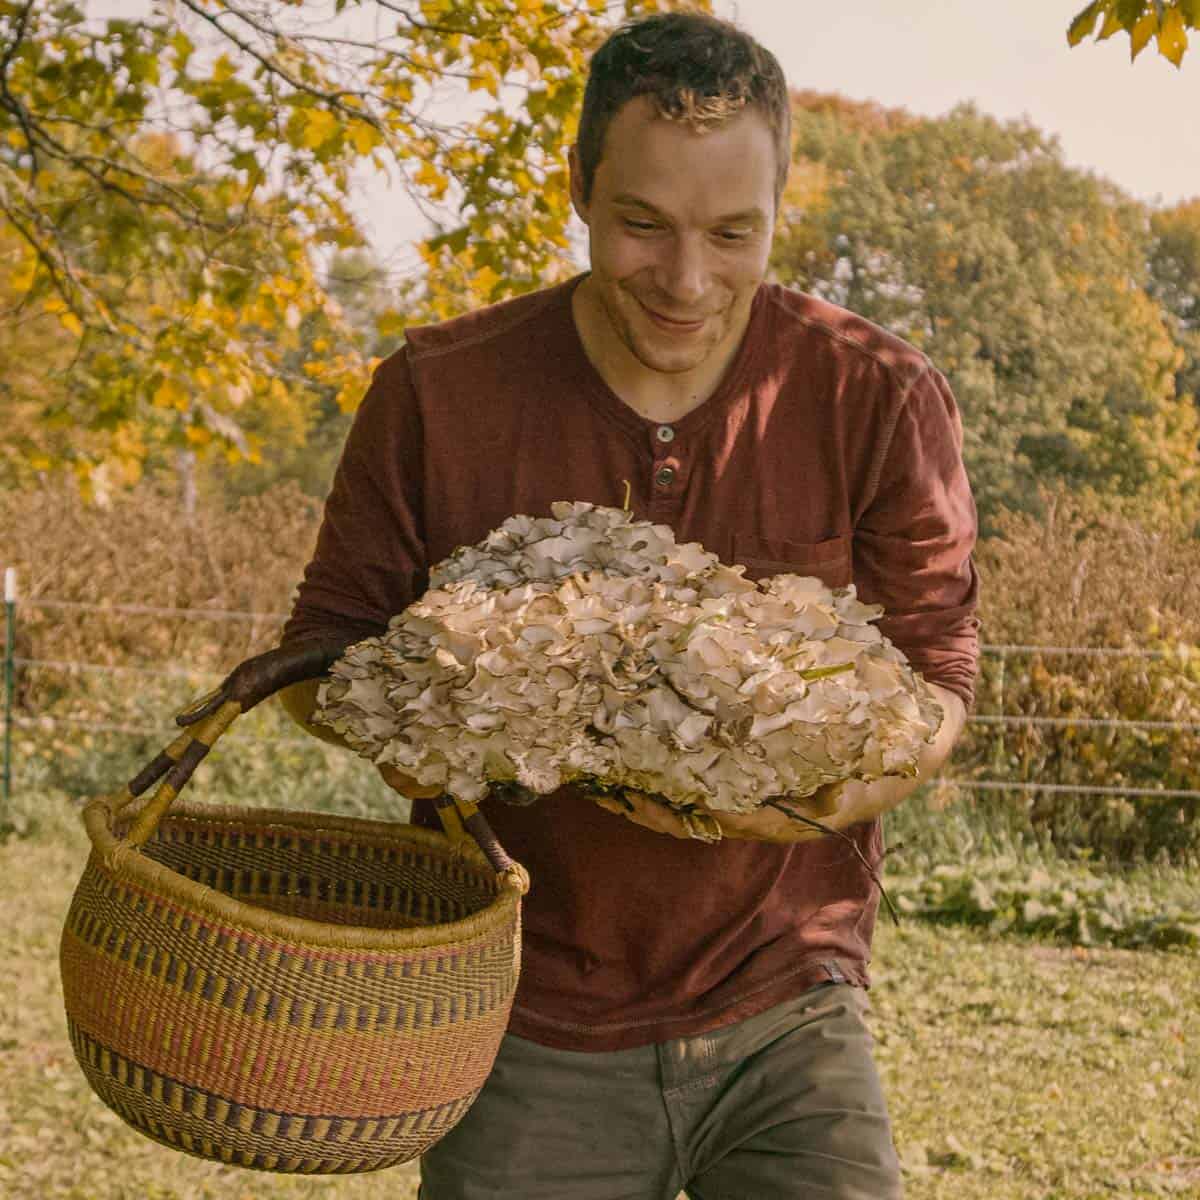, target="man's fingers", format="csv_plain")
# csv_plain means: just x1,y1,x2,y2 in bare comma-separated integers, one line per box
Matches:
594,790,696,839
178,641,355,730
